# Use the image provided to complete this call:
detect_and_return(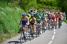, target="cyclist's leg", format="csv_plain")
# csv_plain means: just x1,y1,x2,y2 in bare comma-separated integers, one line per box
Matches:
52,20,54,29
40,21,43,34
38,23,41,35
56,20,58,28
60,20,62,28
58,20,61,28
33,24,37,37
25,25,30,40
22,26,26,41
42,21,45,33
34,24,36,33
48,19,51,29
36,23,41,36
48,20,50,29
55,21,57,29
30,25,34,38
49,19,53,29
28,22,32,38
36,24,38,37
45,20,48,30
23,24,30,41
